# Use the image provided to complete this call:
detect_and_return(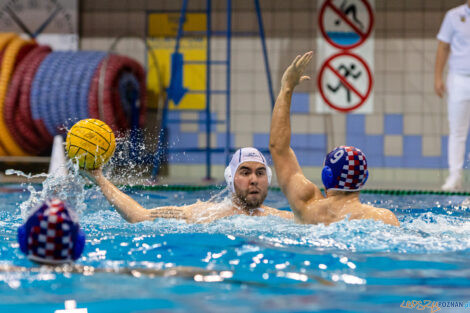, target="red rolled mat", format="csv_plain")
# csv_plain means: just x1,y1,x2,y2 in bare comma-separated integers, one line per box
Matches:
6,46,51,154
3,44,38,122
88,54,146,134
4,46,52,154
88,61,103,121
87,57,127,132
20,51,55,153
114,56,146,128
13,44,36,68
108,79,127,130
